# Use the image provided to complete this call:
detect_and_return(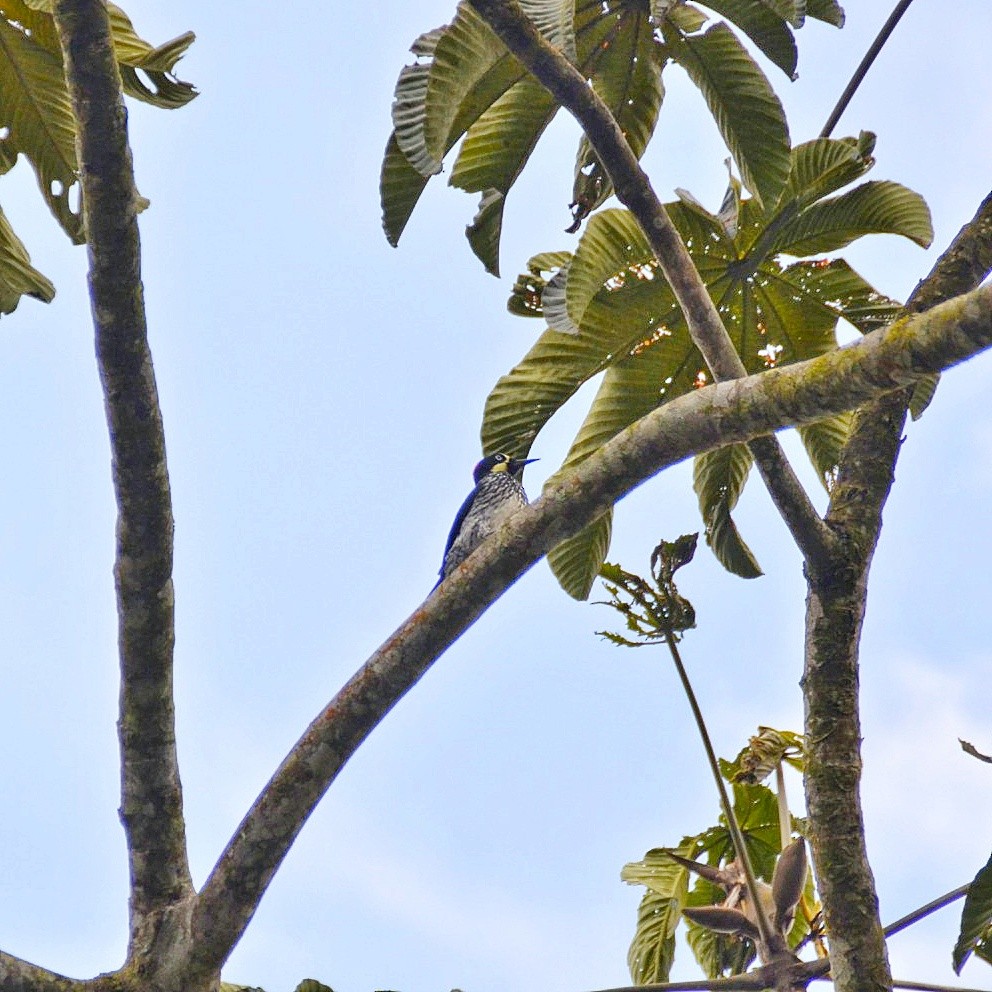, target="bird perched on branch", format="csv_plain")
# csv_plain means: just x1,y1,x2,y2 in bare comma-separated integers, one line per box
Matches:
437,452,537,585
